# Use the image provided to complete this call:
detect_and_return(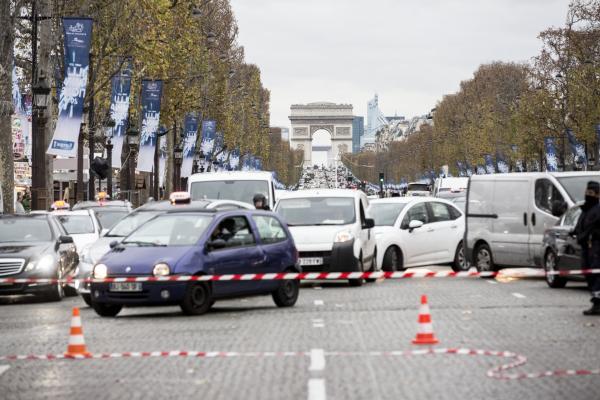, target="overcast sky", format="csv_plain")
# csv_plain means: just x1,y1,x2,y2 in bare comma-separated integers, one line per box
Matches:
230,0,570,128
